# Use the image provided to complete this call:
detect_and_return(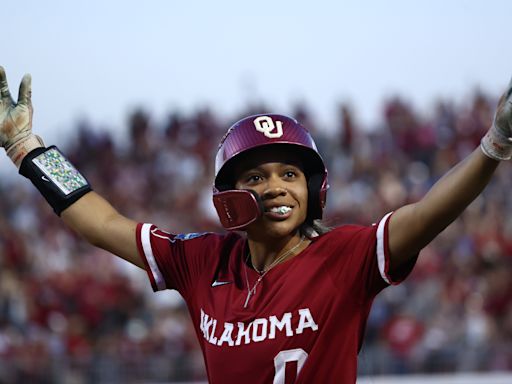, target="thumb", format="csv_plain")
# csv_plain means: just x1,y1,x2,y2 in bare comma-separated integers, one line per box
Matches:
504,75,512,100
17,73,32,106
